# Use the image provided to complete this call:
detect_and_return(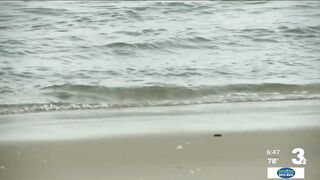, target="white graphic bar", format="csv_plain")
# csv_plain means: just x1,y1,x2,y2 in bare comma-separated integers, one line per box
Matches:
267,167,304,179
